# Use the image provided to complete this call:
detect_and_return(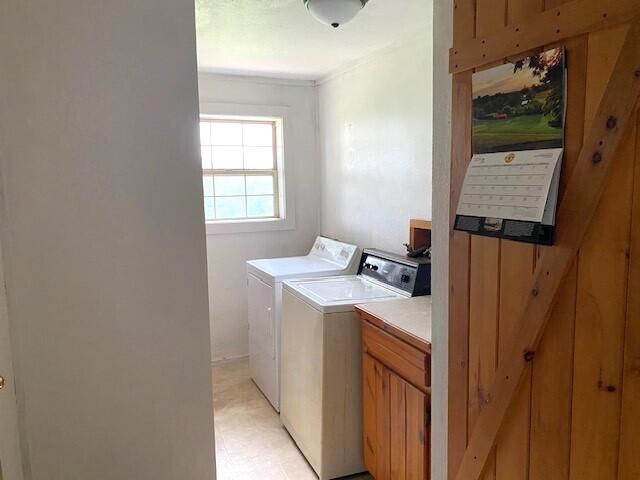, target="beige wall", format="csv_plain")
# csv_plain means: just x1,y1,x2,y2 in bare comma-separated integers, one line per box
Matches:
0,1,215,479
